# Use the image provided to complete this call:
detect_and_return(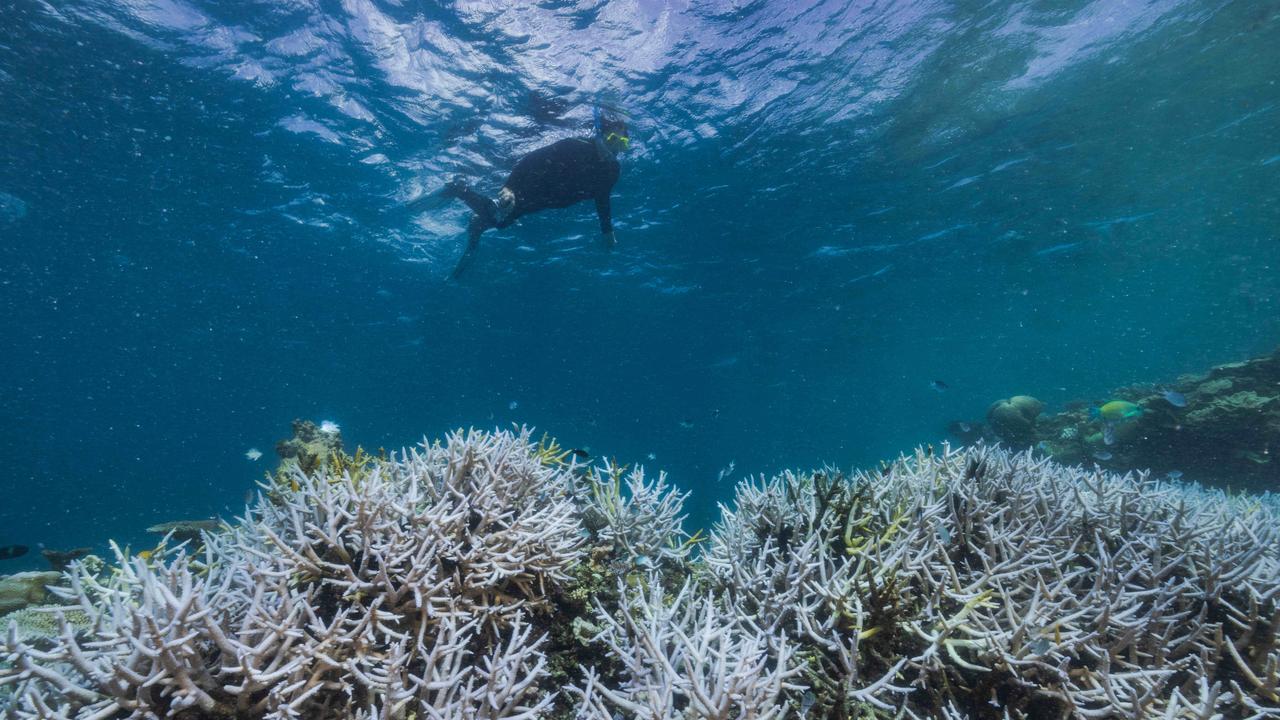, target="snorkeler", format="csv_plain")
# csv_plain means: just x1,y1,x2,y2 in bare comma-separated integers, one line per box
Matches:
439,107,629,279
